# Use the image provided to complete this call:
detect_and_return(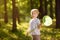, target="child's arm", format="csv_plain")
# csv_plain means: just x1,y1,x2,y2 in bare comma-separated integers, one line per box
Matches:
26,27,30,35
38,24,42,29
37,19,41,29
